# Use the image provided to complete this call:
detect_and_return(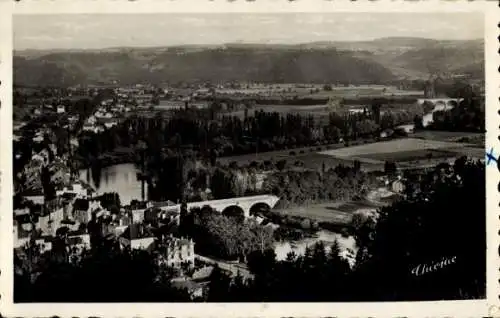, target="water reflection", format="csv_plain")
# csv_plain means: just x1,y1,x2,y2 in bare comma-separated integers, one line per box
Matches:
79,163,145,205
